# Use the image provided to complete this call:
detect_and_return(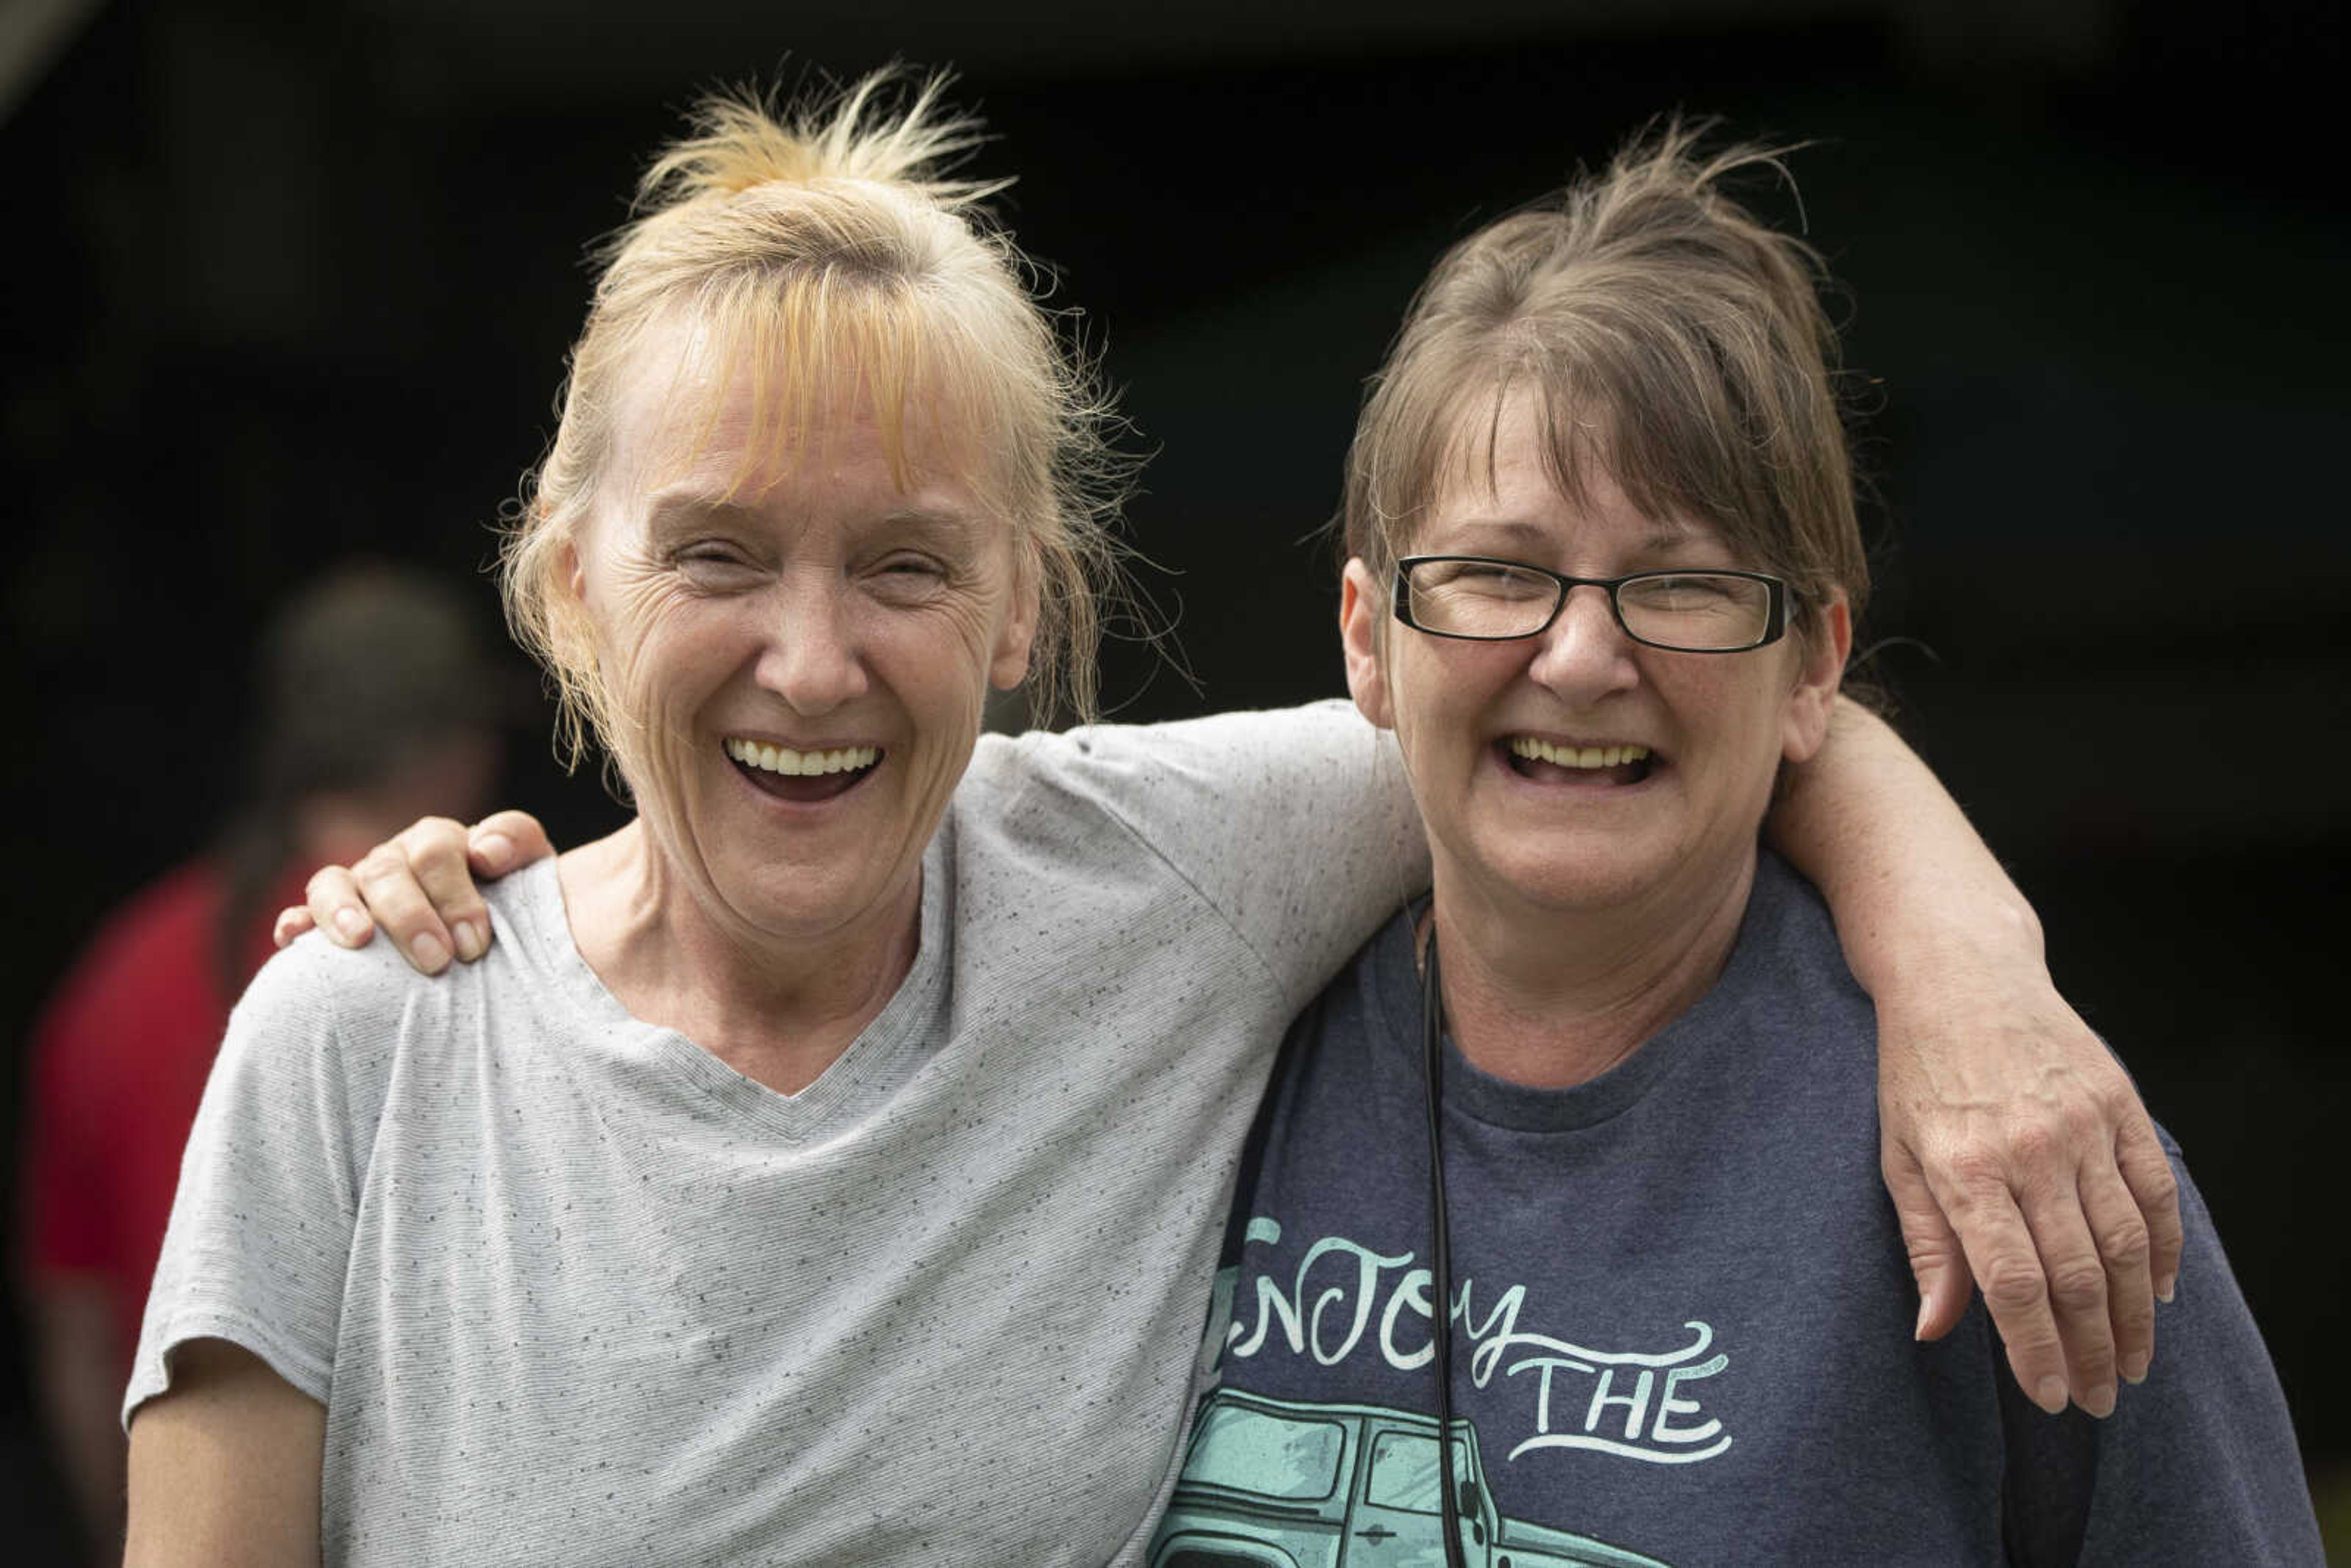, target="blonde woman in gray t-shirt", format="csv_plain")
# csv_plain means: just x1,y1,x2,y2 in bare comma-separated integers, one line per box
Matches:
128,72,2180,1567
